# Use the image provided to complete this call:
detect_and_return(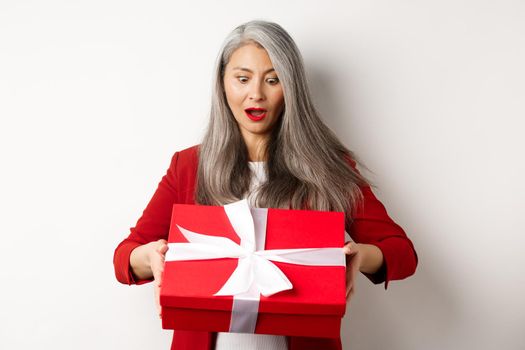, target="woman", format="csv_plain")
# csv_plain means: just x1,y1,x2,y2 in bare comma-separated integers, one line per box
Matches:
113,20,418,350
